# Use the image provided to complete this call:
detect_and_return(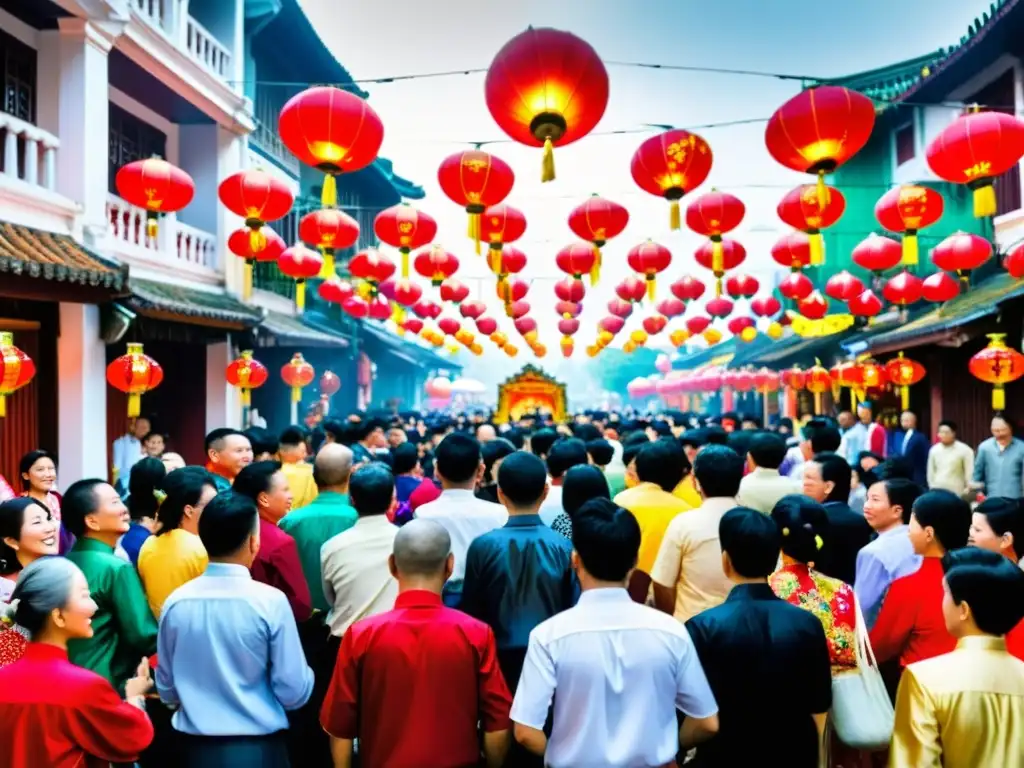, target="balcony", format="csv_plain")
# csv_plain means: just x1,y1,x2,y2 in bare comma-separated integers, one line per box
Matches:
130,0,232,82
0,111,78,230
